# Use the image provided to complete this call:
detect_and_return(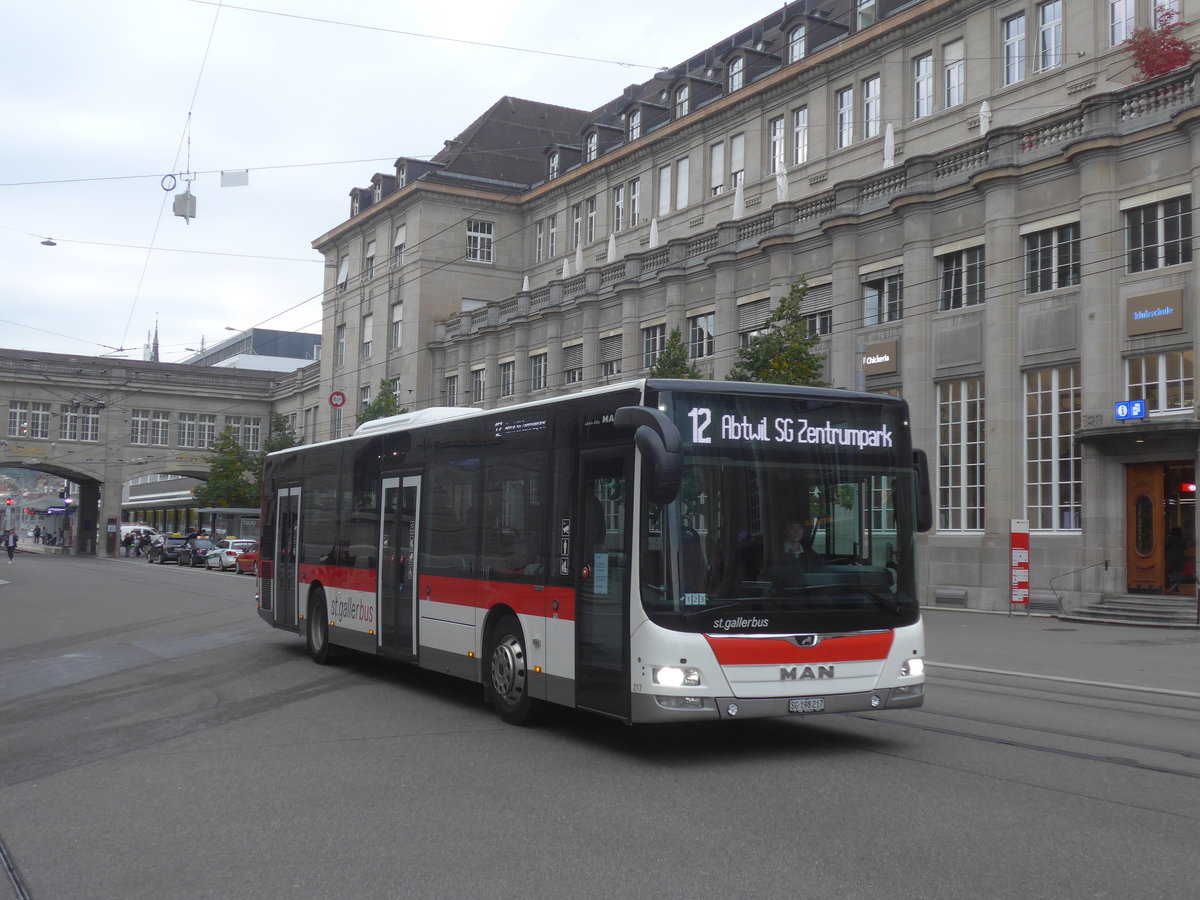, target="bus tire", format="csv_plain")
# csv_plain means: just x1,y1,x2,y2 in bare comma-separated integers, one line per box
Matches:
306,589,333,665
487,615,537,725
